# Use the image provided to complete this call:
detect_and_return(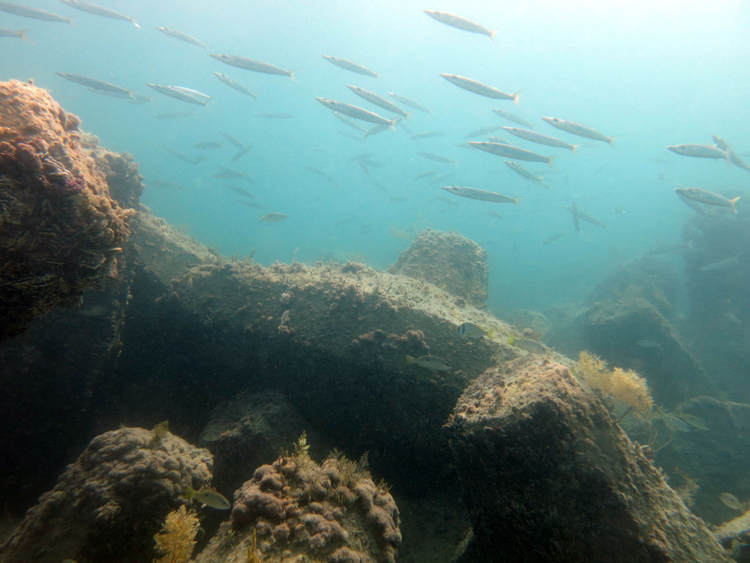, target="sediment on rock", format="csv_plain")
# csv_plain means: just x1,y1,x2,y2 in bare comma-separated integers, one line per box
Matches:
446,356,732,563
